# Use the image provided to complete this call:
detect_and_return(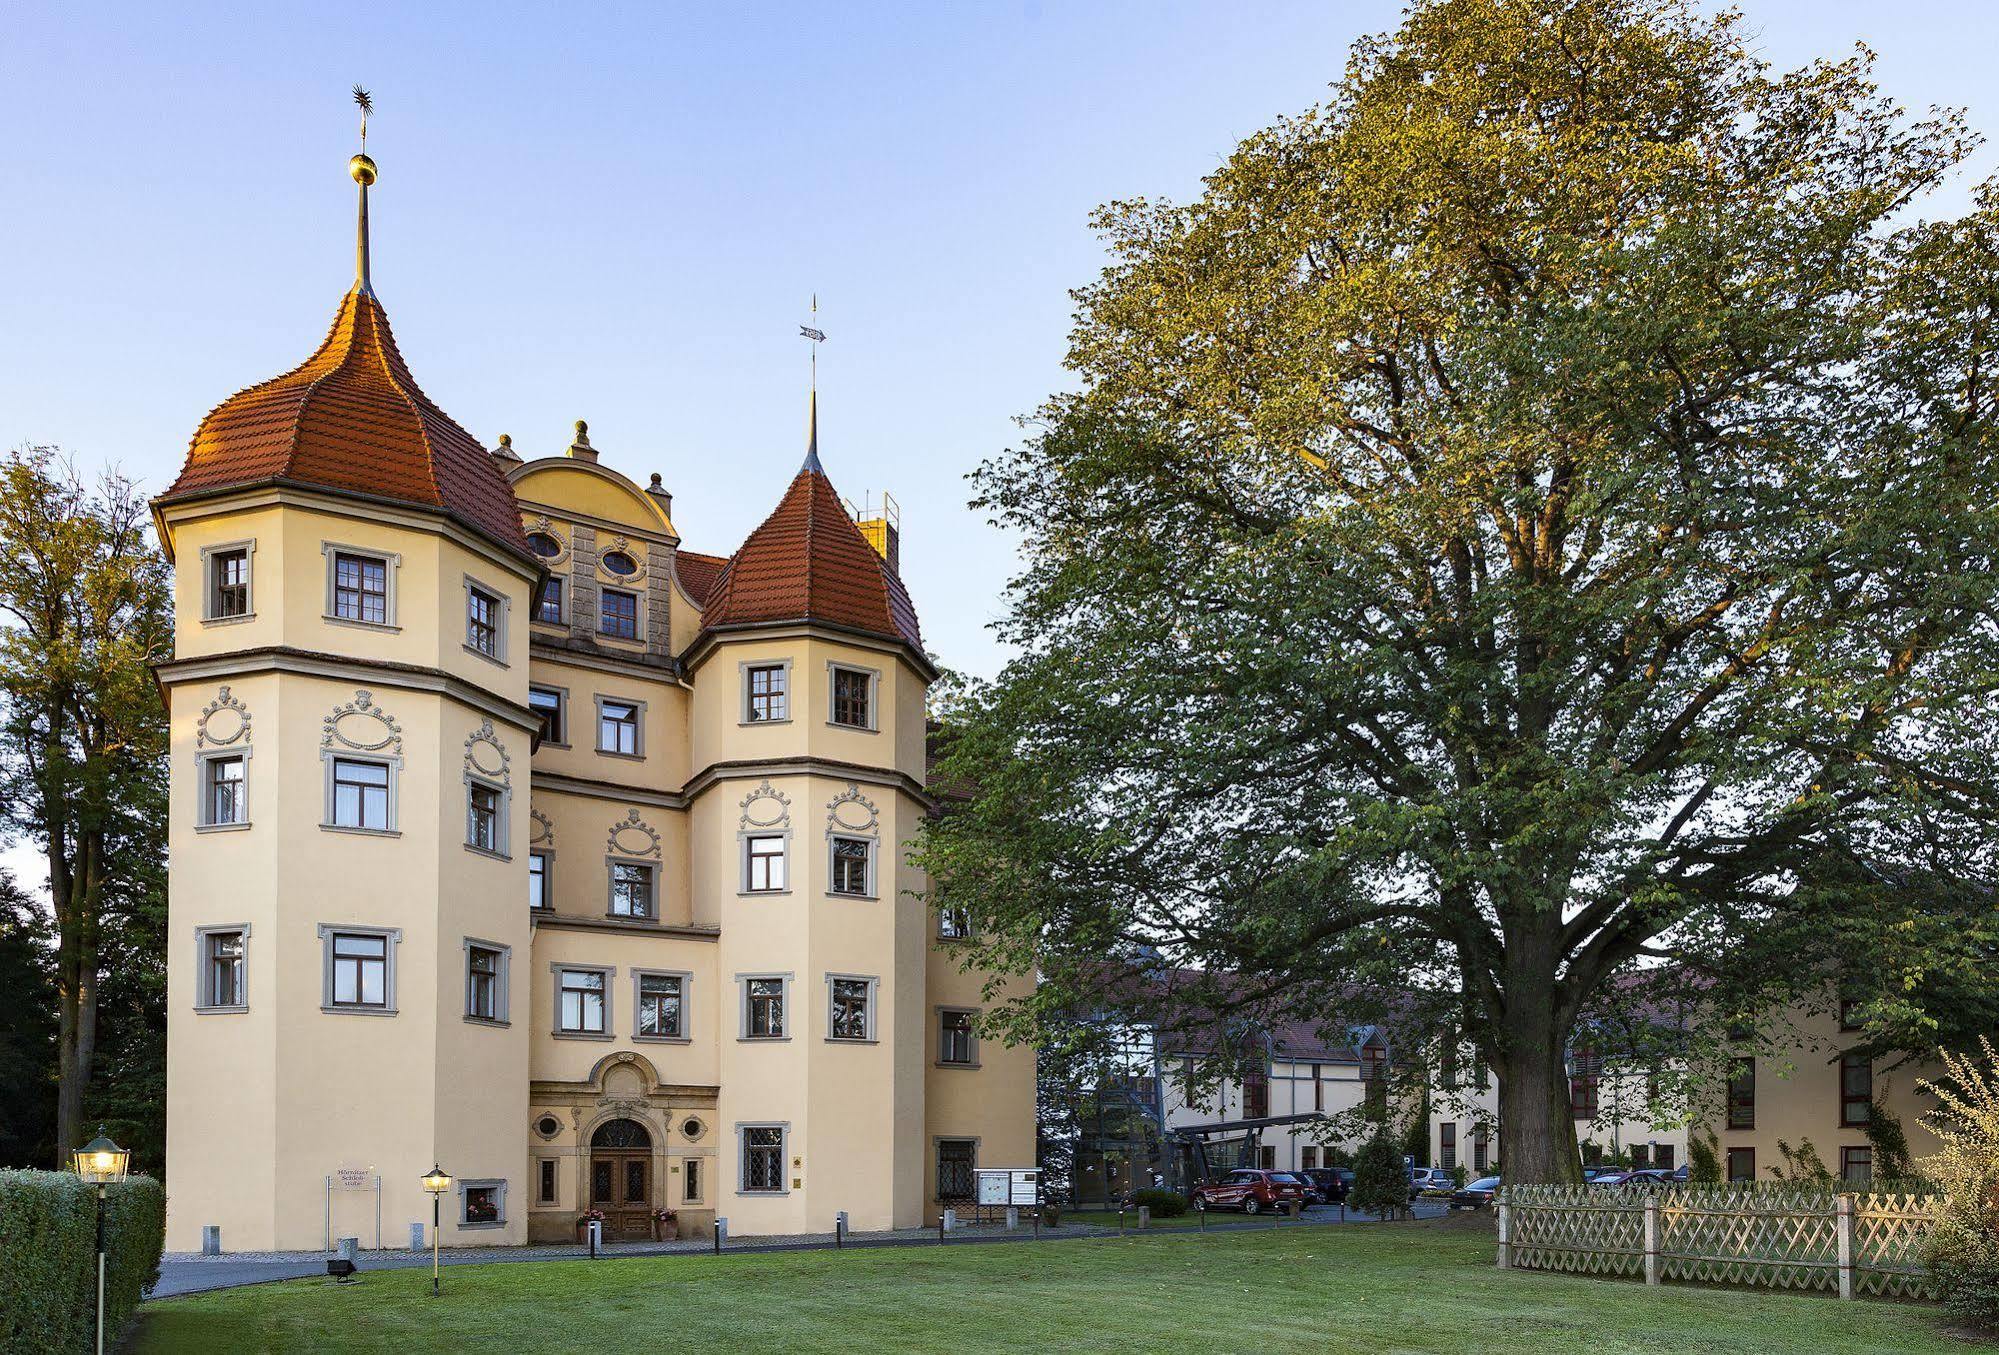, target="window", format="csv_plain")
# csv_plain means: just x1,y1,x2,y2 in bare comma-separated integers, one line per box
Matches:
1726,1147,1756,1183
938,1008,977,1066
1838,996,1864,1032
466,582,503,658
467,782,503,854
744,835,787,892
937,1139,976,1202
1473,1124,1490,1173
1840,1052,1873,1128
528,531,563,560
1727,1057,1756,1131
529,687,565,745
607,861,655,919
528,851,551,911
1244,1068,1268,1119
208,546,250,619
460,1180,504,1227
1313,1063,1325,1112
745,664,788,722
328,931,390,1010
683,1158,702,1203
829,665,872,728
199,928,246,1010
538,1159,558,1205
829,977,874,1042
1259,1145,1276,1170
1840,1145,1873,1184
202,754,247,827
465,942,507,1023
534,574,564,625
598,699,640,756
1301,1147,1319,1170
744,977,786,1039
328,756,392,831
601,549,638,577
1570,1073,1599,1120
557,968,608,1035
331,551,390,625
636,972,684,1039
938,906,972,940
1440,1122,1457,1171
829,836,872,896
599,588,638,640
741,1125,785,1193
1654,1143,1674,1170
